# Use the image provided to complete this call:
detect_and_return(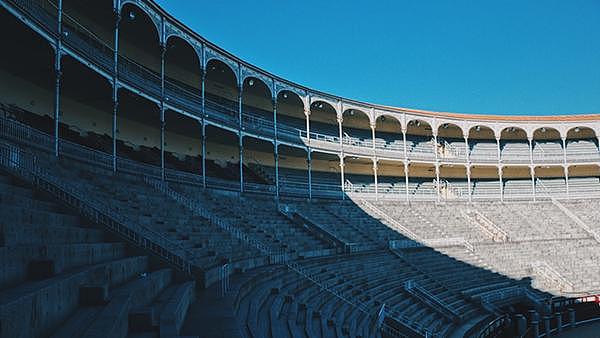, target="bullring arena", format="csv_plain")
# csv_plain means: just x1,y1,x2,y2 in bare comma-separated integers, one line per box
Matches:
0,0,599,337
